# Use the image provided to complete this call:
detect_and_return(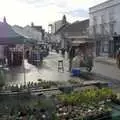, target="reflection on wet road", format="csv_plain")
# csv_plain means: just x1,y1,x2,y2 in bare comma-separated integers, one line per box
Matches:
5,52,72,85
